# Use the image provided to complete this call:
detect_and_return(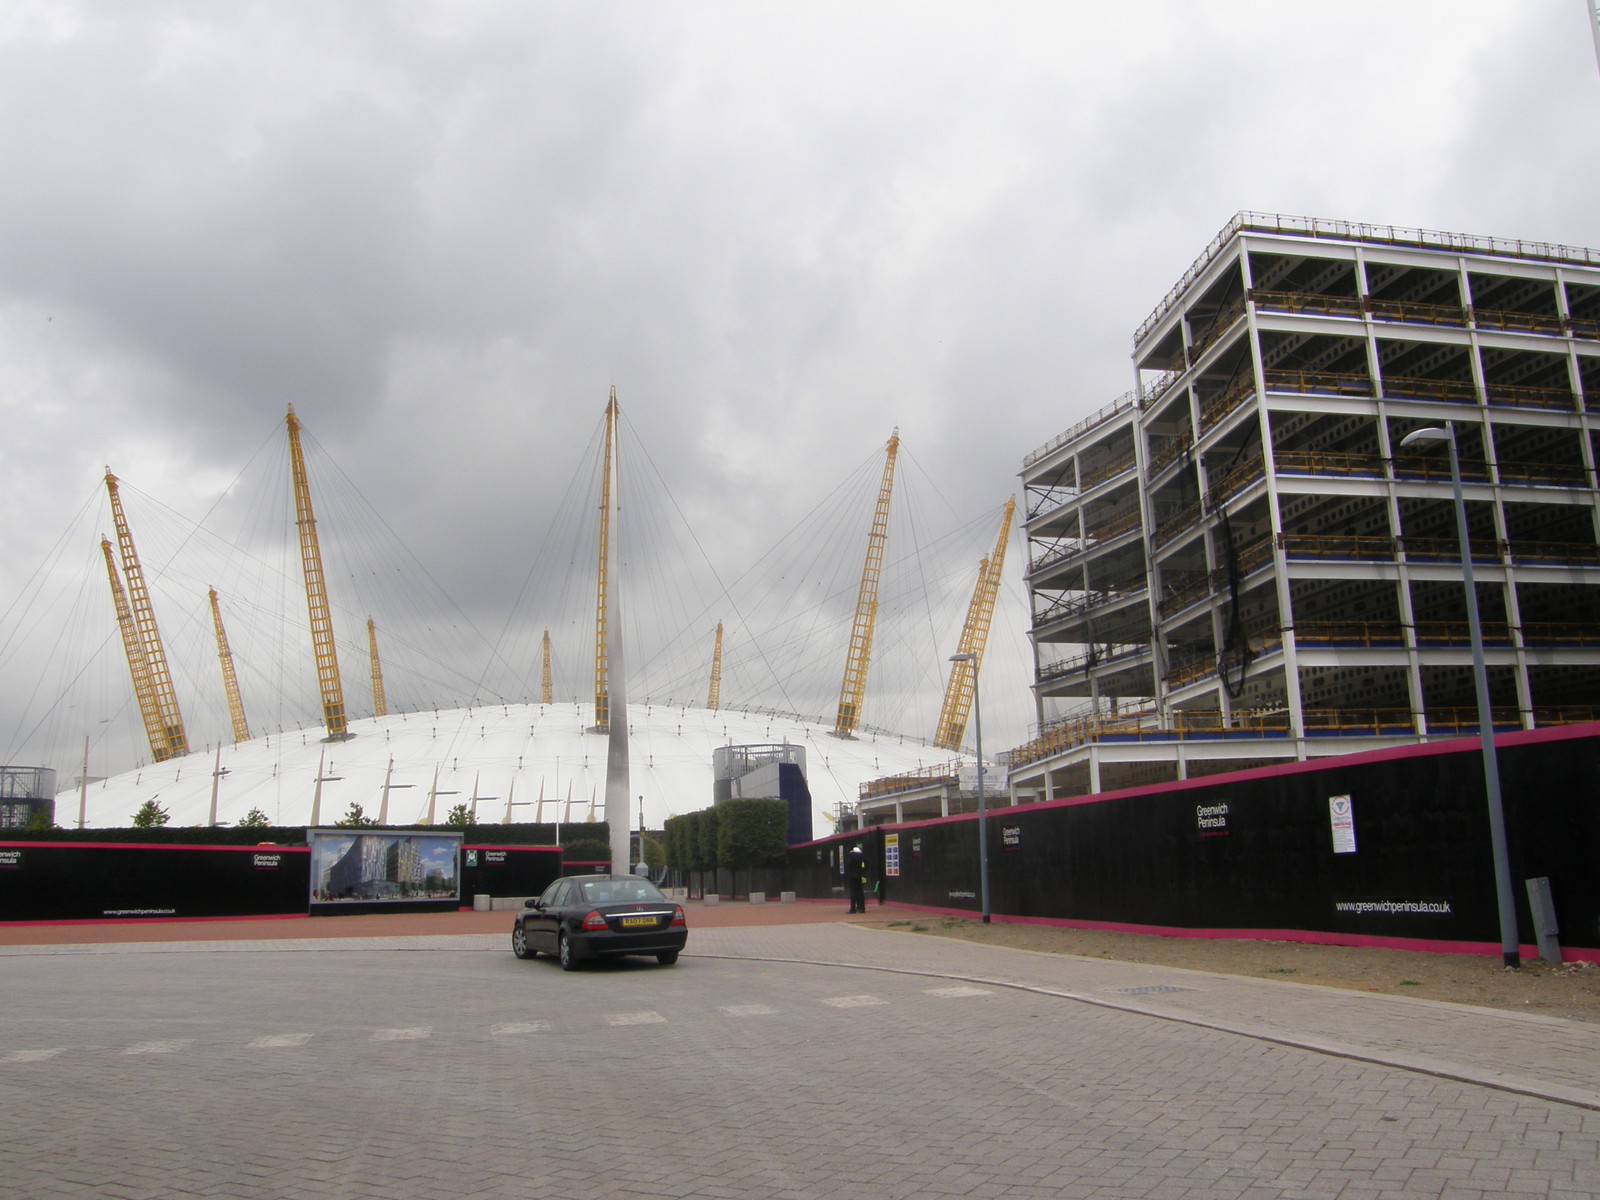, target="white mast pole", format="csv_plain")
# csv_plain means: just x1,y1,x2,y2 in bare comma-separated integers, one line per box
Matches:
603,395,632,875
208,744,222,827
1590,1,1600,78
309,747,325,827
78,736,89,829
